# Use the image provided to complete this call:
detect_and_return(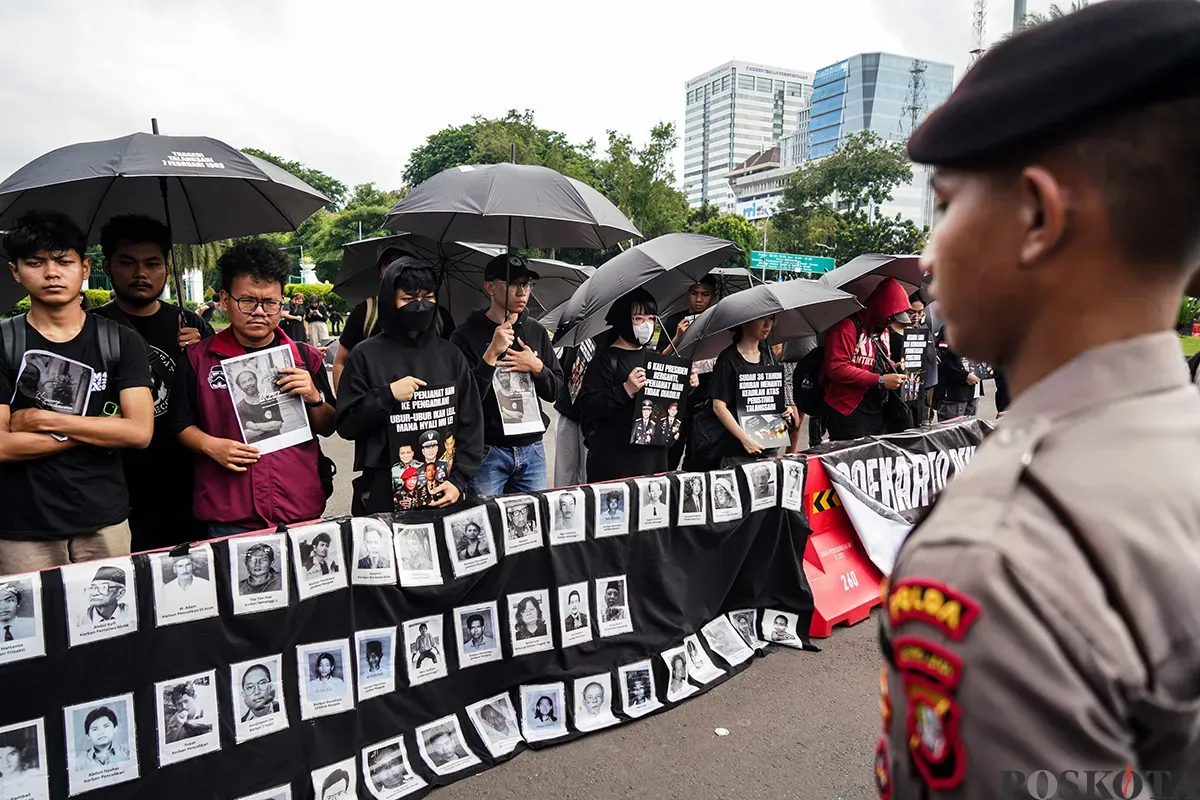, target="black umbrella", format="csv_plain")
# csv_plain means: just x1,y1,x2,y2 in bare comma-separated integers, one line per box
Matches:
819,253,923,300
0,241,20,313
675,280,863,362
